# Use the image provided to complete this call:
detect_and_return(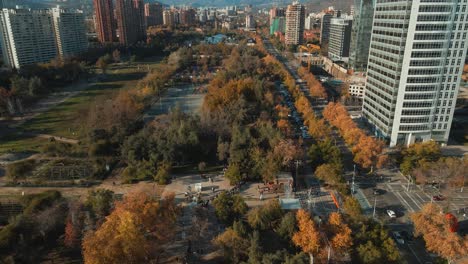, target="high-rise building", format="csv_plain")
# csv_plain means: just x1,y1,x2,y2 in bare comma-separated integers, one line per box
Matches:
115,0,145,45
144,2,163,27
270,7,285,24
328,17,352,60
181,8,196,26
93,0,115,43
305,13,314,30
363,0,468,146
51,6,87,58
320,12,333,44
246,14,255,29
349,0,374,71
270,17,286,35
0,7,57,68
285,1,305,45
163,10,174,26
